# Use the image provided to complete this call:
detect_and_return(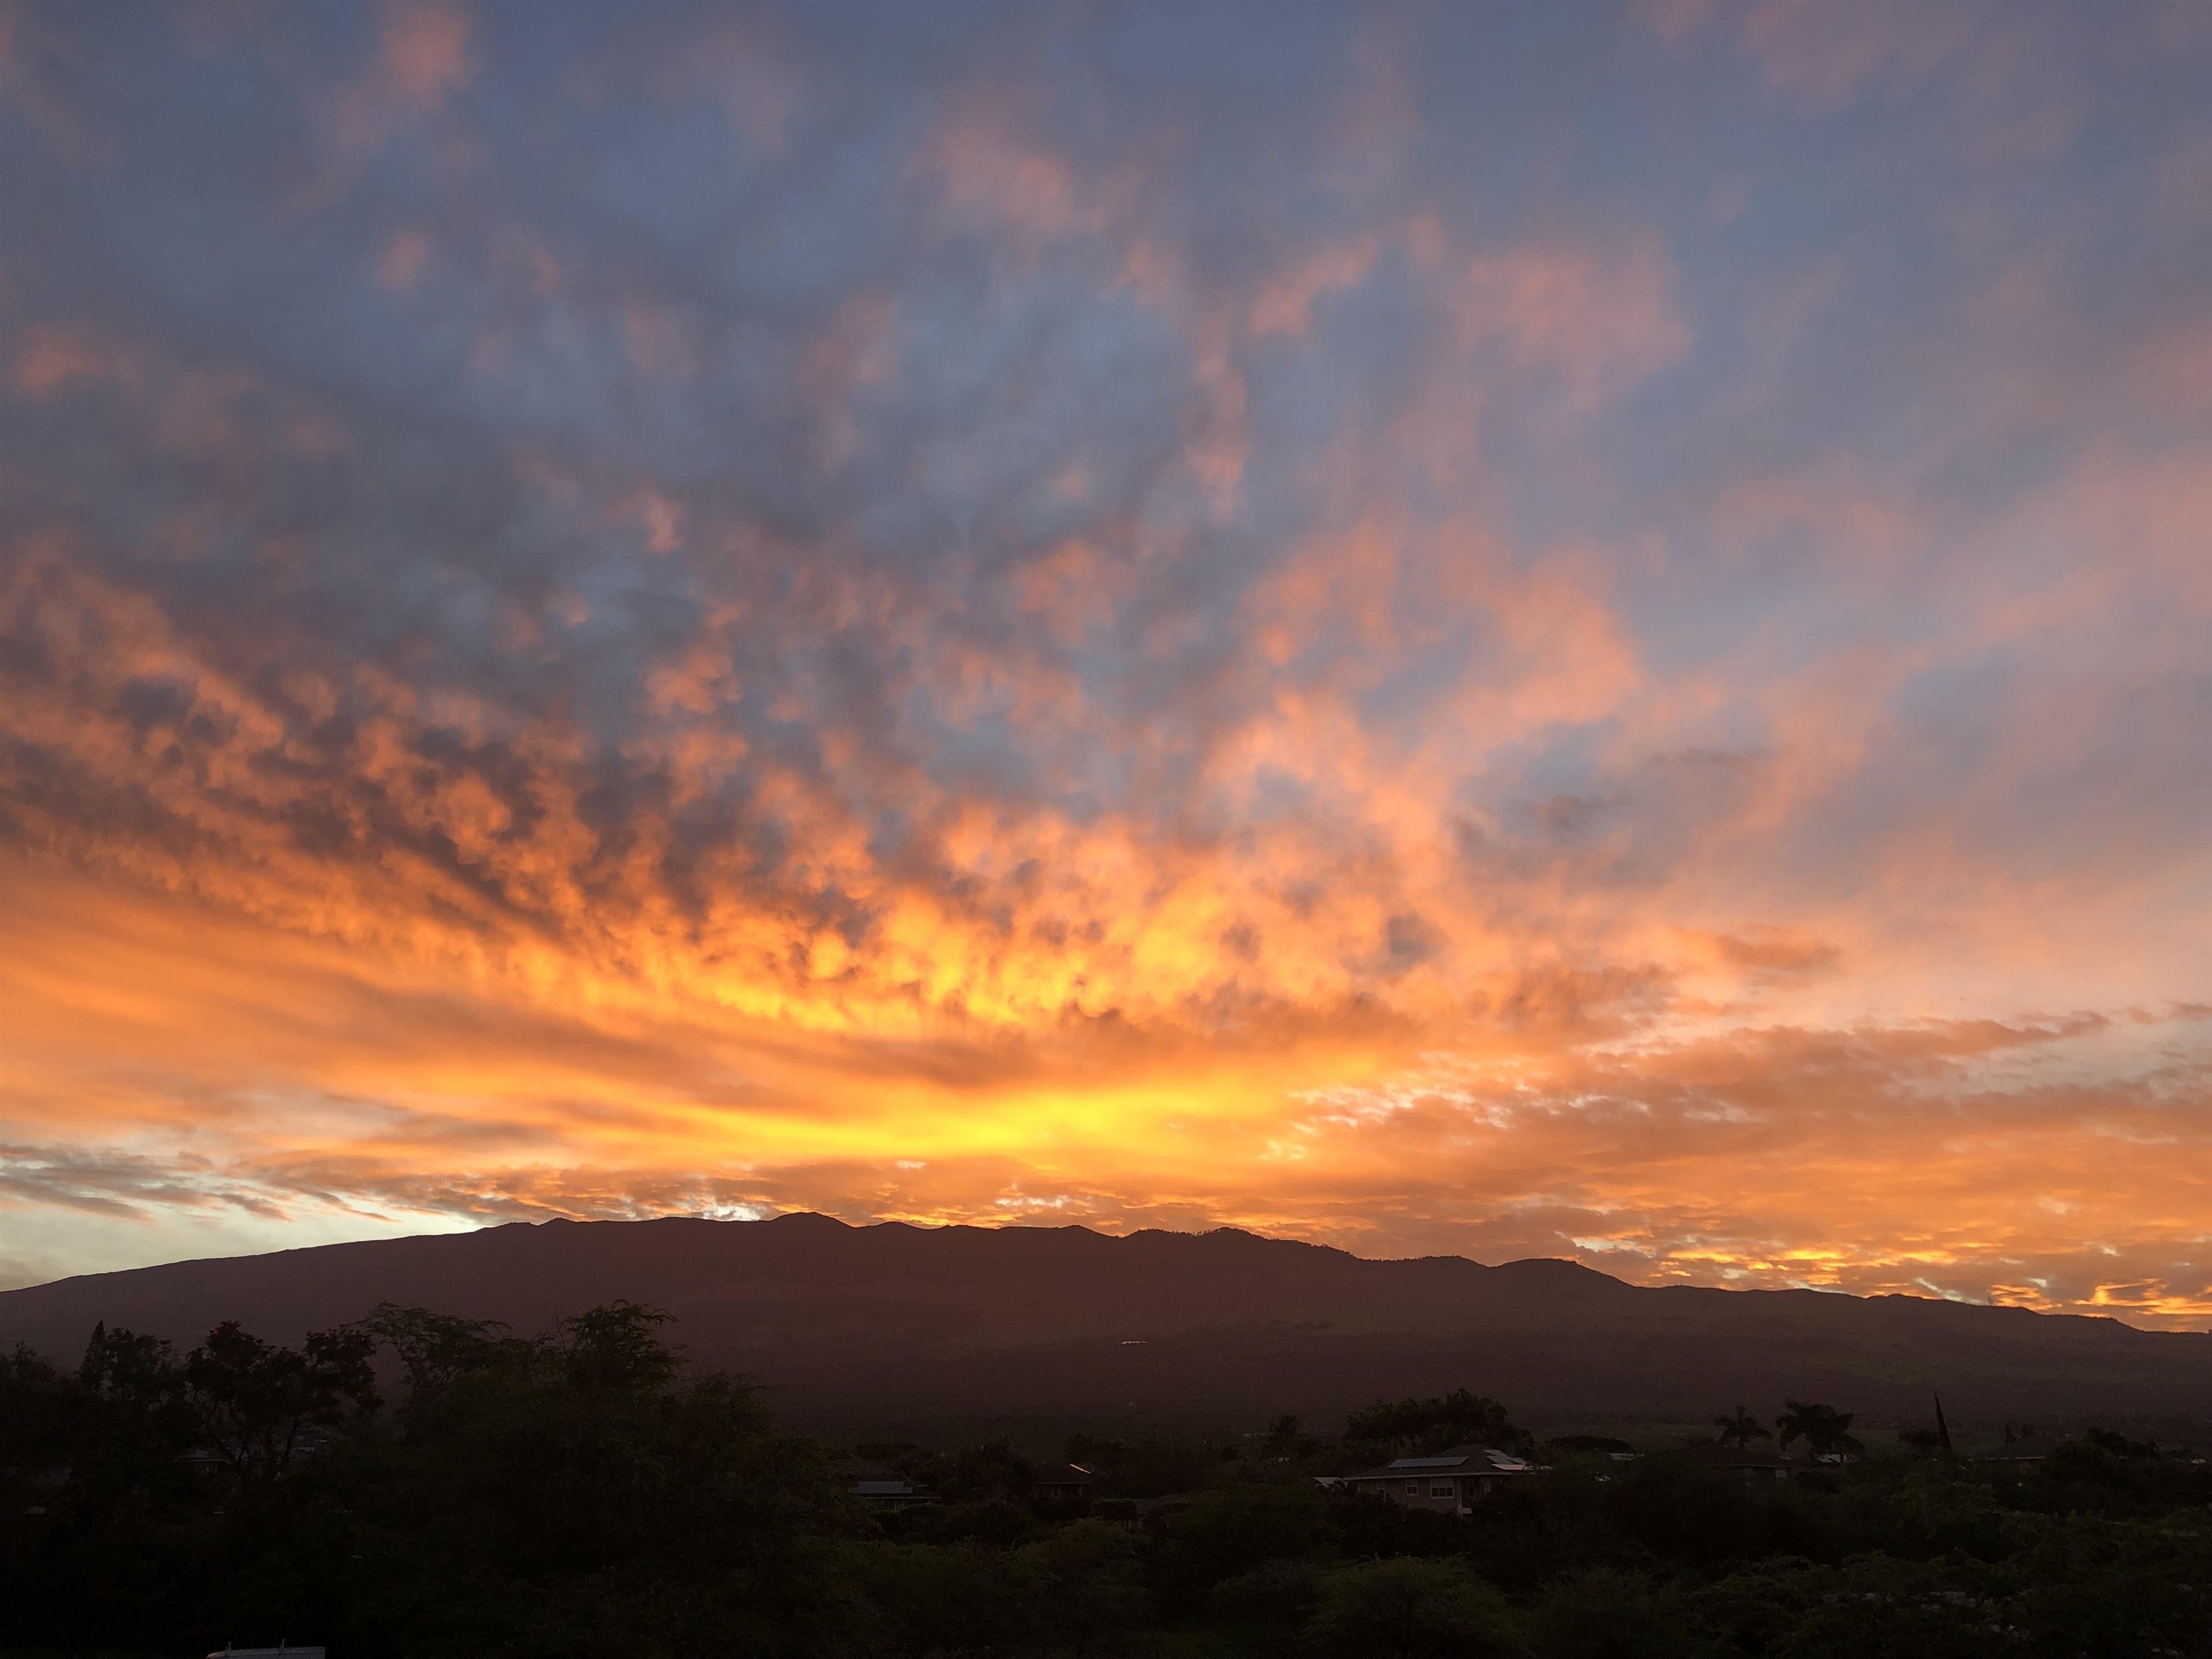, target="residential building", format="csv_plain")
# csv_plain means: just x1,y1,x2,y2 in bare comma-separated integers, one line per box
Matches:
1341,1445,1534,1514
1030,1461,1096,1504
1678,1442,1795,1484
831,1457,934,1509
